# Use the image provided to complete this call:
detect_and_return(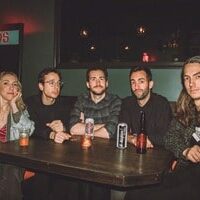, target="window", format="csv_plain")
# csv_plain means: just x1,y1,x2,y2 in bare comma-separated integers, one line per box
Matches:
55,0,200,68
